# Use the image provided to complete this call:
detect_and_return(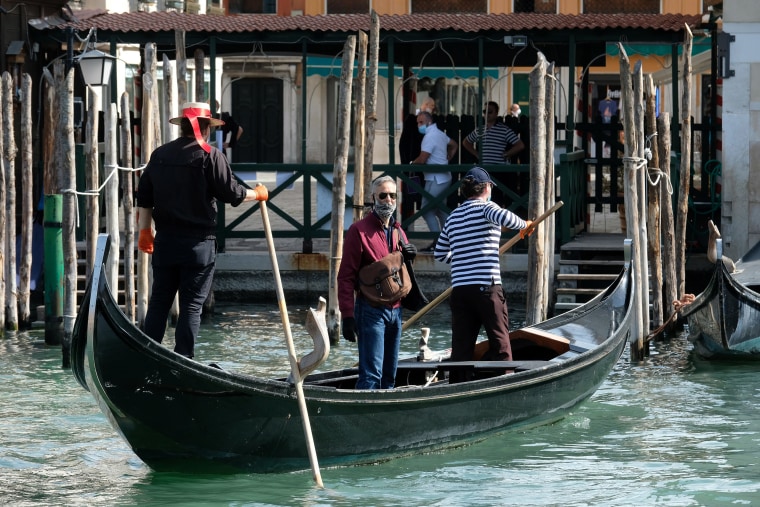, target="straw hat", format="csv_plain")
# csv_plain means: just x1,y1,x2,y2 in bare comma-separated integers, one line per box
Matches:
169,102,225,126
169,102,224,153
